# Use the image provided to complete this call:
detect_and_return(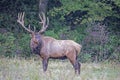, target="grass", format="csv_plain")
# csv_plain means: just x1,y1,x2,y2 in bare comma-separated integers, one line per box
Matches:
0,57,120,80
